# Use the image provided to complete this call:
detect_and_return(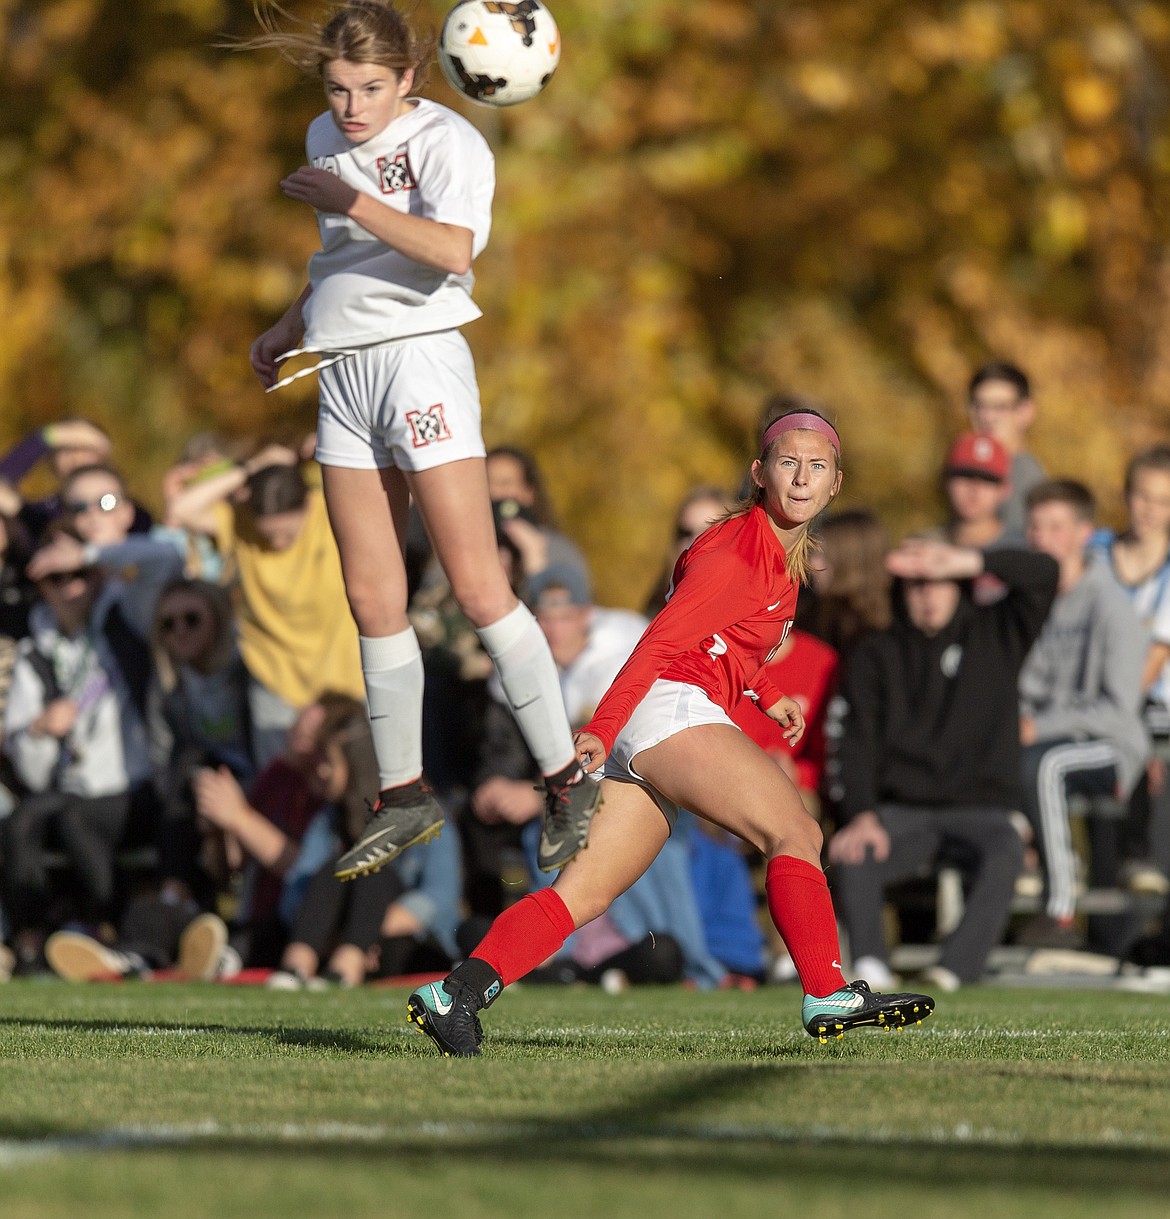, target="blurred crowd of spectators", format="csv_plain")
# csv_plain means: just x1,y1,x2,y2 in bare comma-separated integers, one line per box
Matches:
1,358,1168,993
